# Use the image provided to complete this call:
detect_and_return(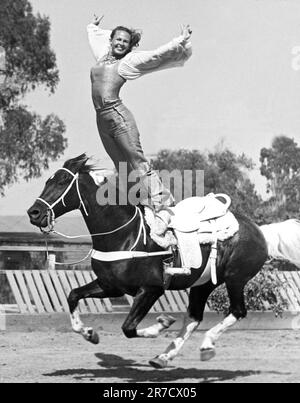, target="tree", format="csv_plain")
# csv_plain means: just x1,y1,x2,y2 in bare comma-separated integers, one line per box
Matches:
259,136,300,220
151,147,261,218
151,149,208,200
206,149,261,217
0,0,67,195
